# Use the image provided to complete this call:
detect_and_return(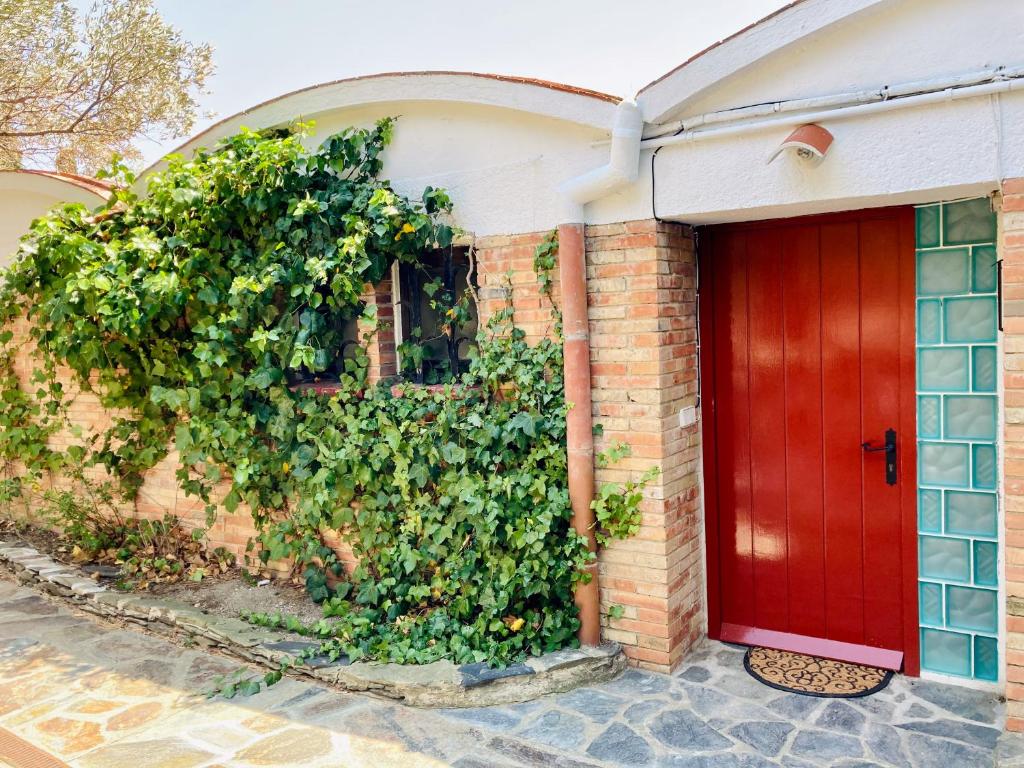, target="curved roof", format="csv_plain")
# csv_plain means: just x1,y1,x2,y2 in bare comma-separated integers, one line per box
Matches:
637,0,891,124
142,71,622,178
0,169,111,199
